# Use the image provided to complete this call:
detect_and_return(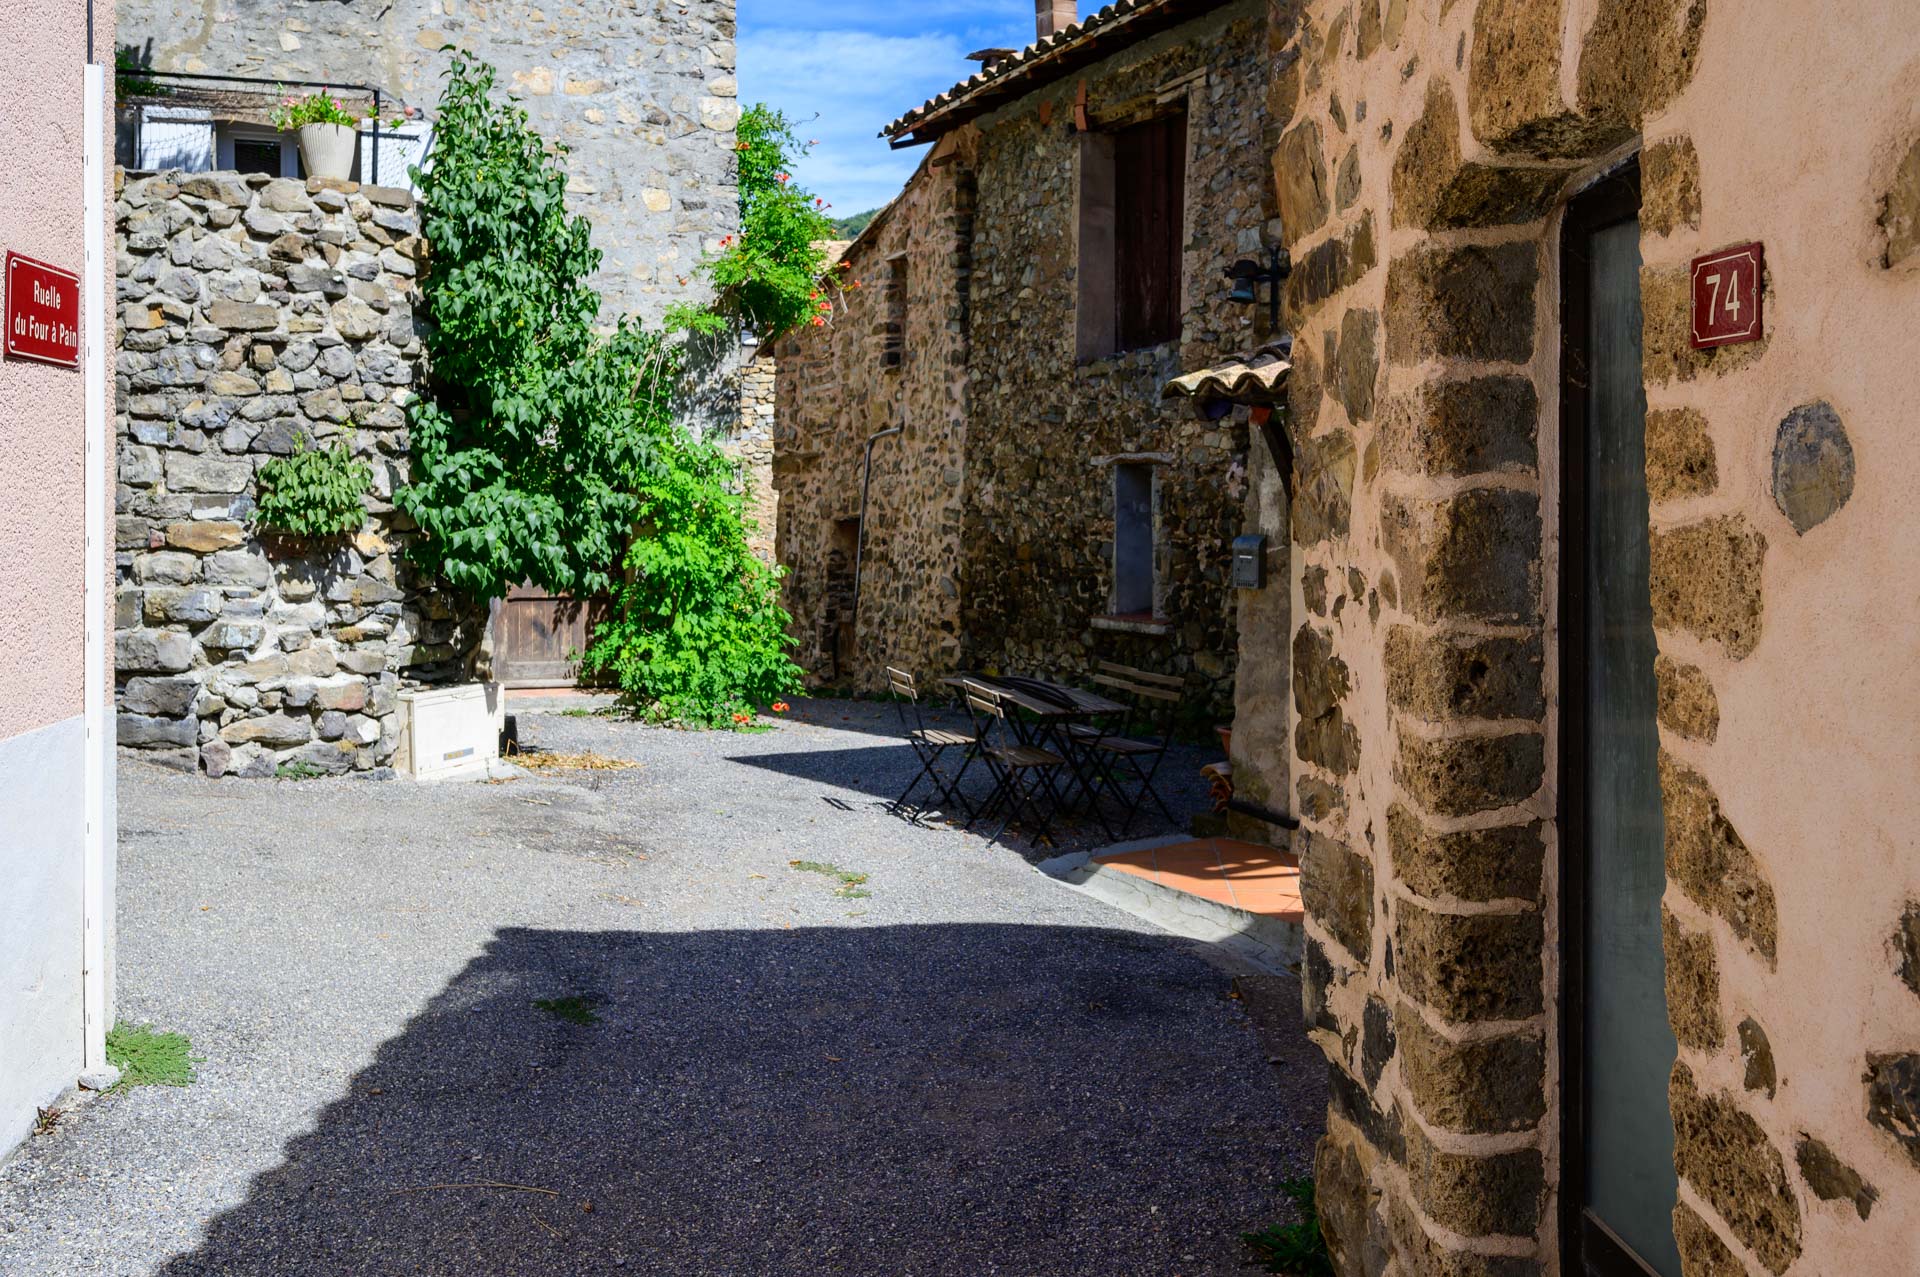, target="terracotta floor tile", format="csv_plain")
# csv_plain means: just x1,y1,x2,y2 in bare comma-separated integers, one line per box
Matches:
1094,837,1302,920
